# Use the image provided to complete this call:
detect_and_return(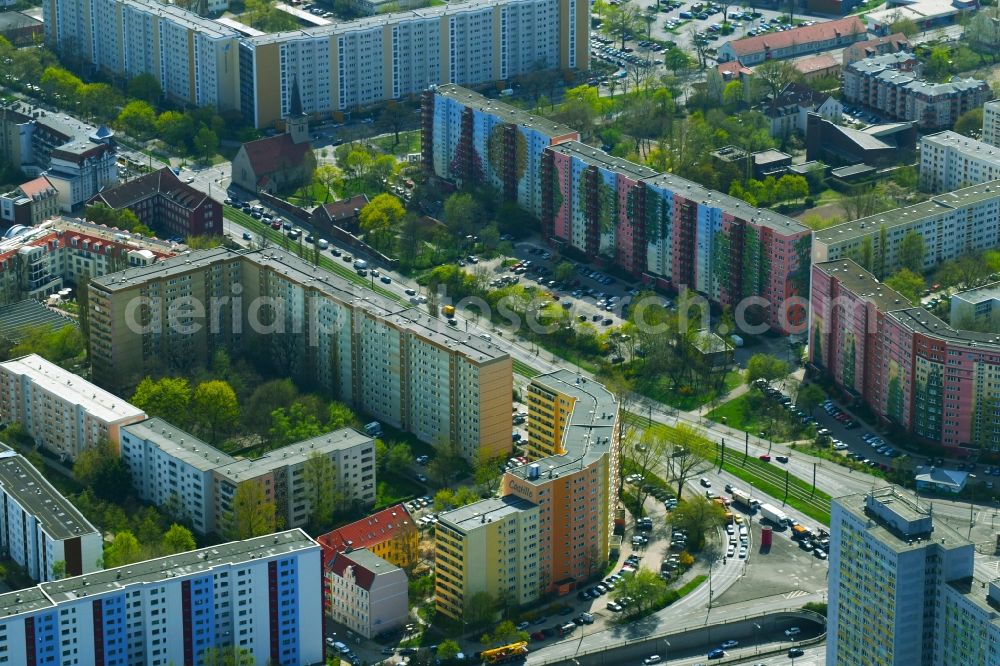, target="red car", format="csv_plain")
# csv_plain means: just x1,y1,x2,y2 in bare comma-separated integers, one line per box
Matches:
758,455,771,462
270,220,281,230
530,632,546,641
